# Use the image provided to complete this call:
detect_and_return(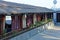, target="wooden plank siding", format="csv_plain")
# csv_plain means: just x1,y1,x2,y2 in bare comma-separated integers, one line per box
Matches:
11,15,23,31
26,14,33,28
0,15,5,35
36,14,42,22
